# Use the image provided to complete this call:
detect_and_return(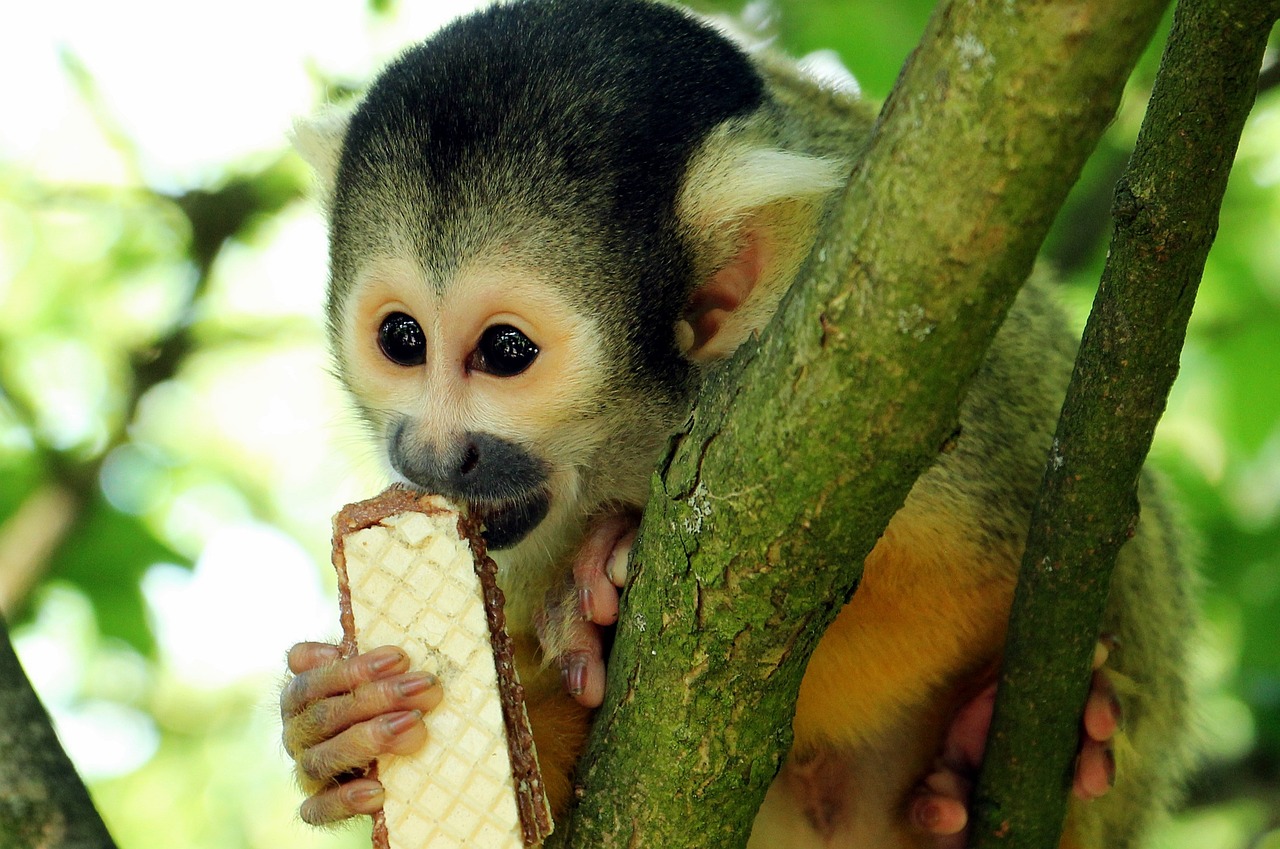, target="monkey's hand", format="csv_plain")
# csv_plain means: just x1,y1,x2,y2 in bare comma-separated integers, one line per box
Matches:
909,640,1123,846
280,642,442,825
536,513,638,708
